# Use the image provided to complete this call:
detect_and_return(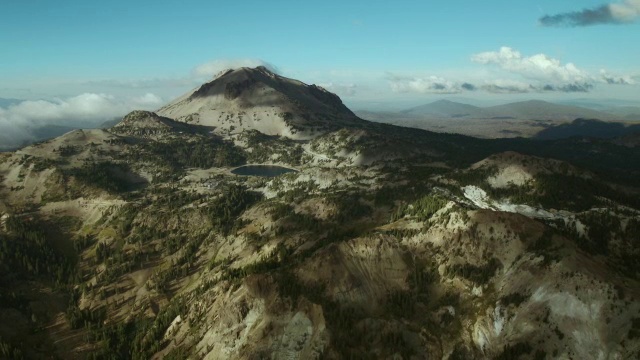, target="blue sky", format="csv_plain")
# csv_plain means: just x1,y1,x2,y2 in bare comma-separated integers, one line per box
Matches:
1,0,639,109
